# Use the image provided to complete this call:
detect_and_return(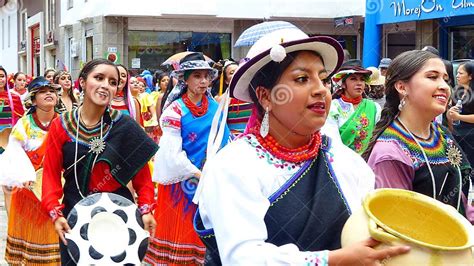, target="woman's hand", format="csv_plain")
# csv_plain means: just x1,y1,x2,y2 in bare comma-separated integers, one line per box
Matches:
328,238,410,266
447,106,461,121
142,213,156,236
54,217,71,245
